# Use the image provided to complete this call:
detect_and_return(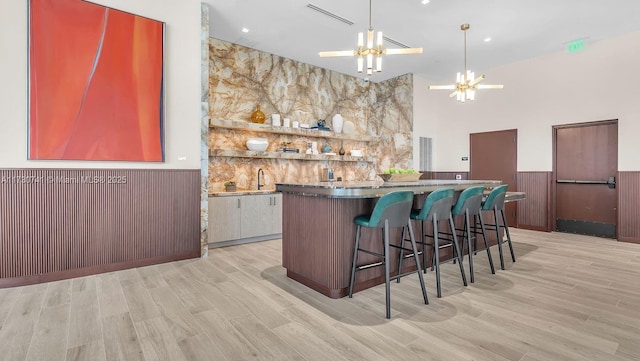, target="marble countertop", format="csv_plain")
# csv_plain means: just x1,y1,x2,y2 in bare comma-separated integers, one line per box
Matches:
275,179,503,198
209,189,278,197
